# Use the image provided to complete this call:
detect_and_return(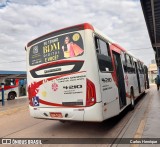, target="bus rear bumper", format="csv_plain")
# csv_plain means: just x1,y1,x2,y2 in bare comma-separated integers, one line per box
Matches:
29,102,103,122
